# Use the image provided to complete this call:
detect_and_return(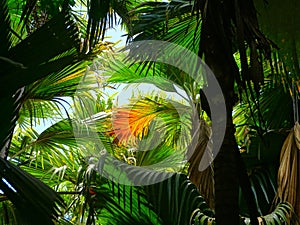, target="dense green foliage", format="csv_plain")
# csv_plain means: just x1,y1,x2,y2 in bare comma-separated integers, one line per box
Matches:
0,0,299,225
